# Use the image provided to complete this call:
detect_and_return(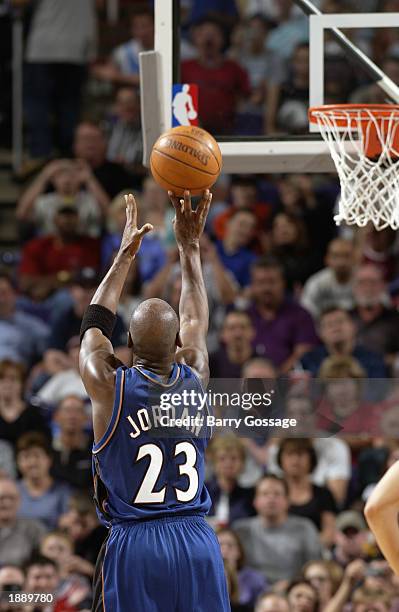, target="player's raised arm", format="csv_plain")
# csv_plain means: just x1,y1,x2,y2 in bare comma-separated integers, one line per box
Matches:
169,189,212,386
79,194,152,439
364,461,399,576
